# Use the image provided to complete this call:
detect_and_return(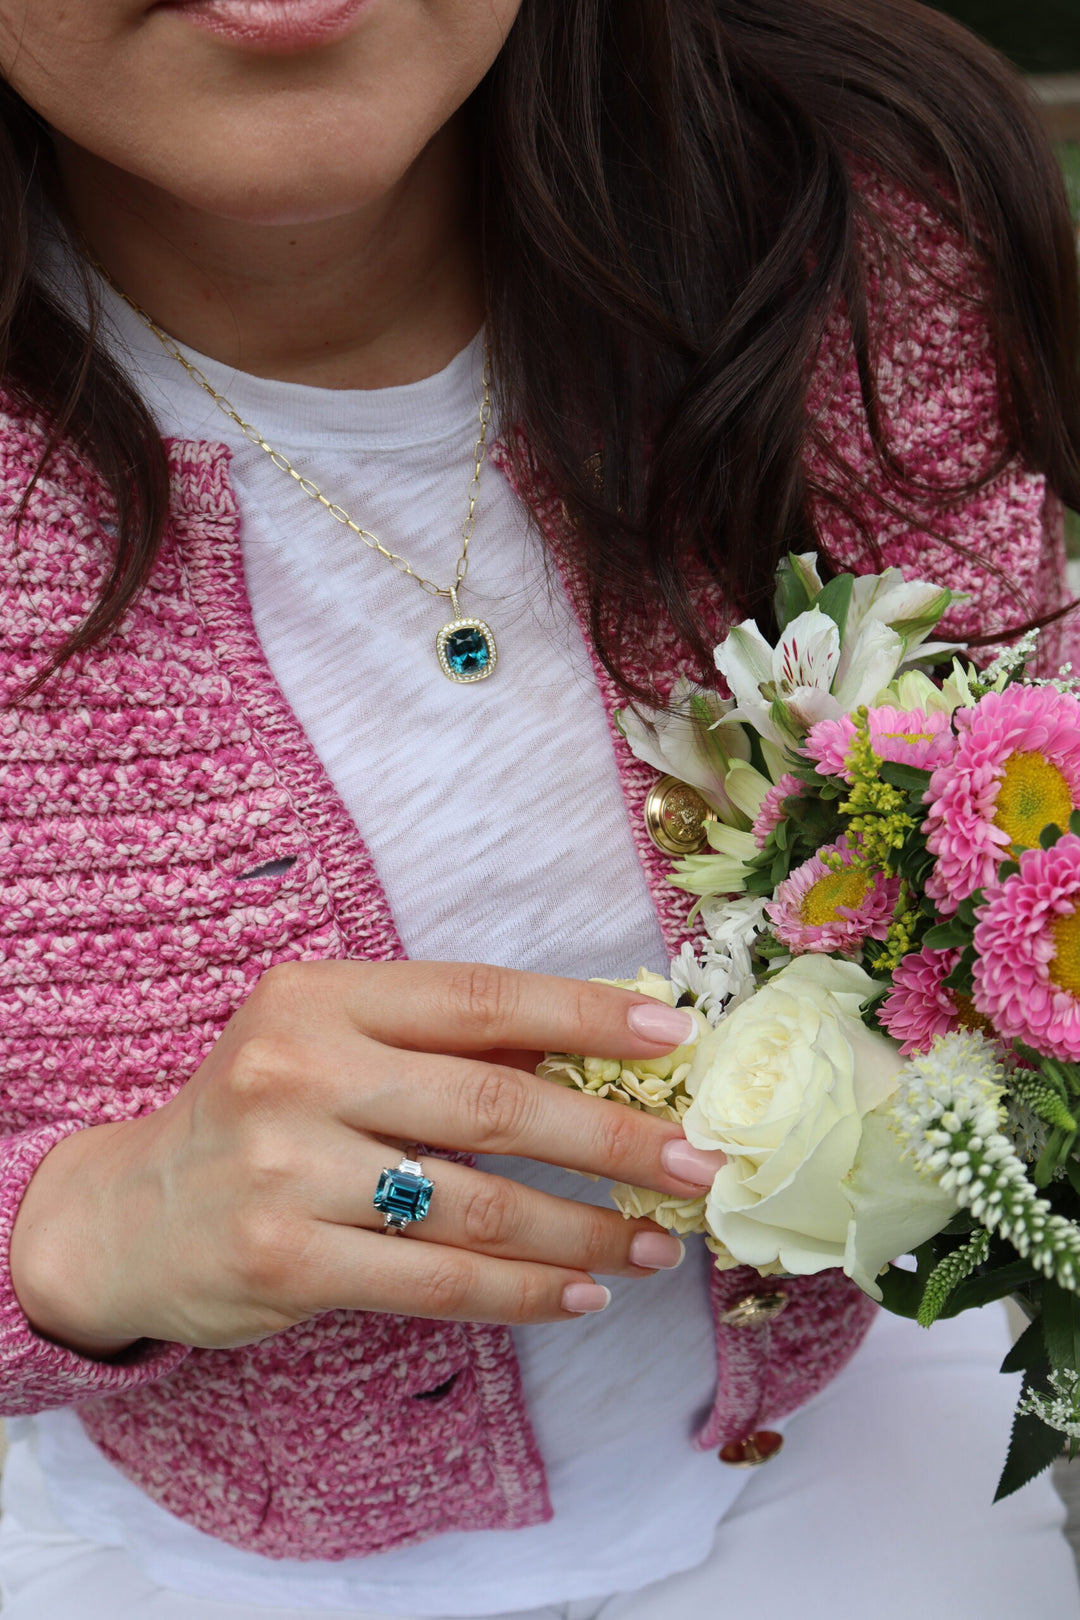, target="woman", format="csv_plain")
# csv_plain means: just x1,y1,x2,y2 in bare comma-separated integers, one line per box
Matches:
0,0,1077,1615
